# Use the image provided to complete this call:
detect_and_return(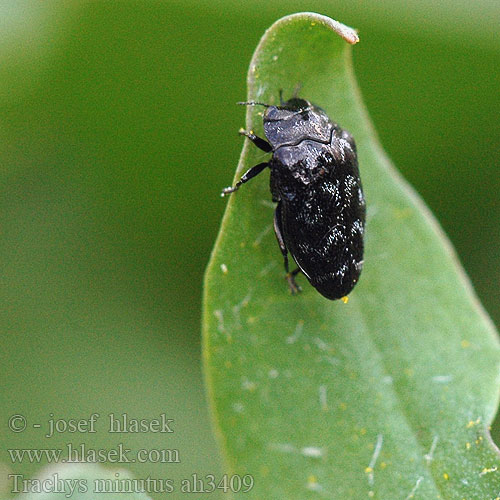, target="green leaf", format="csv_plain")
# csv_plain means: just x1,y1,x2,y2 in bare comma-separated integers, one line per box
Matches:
202,12,500,500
